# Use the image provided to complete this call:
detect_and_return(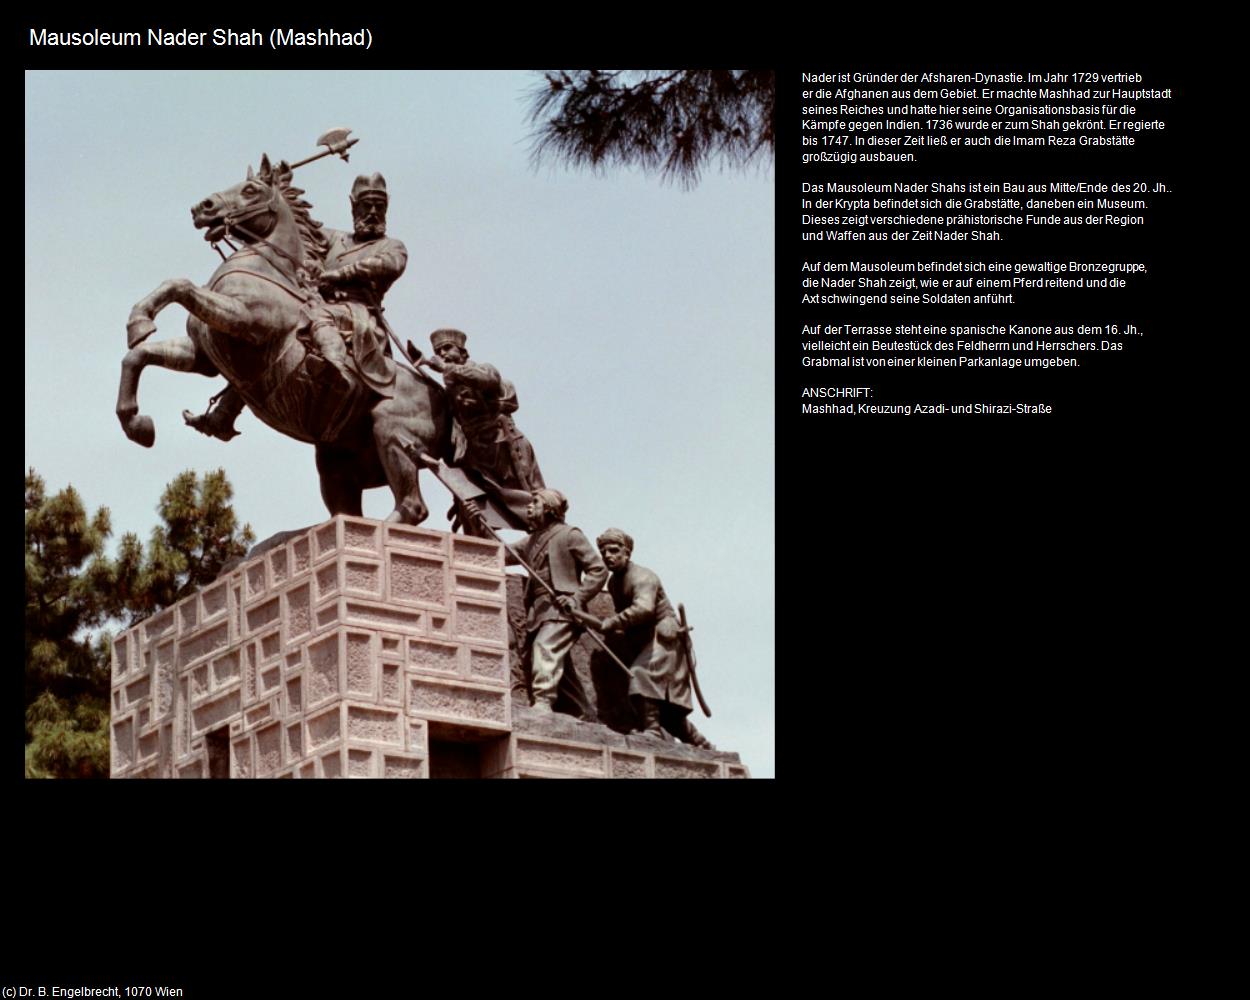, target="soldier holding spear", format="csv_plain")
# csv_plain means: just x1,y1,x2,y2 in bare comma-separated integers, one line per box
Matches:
406,450,613,716
409,449,712,745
